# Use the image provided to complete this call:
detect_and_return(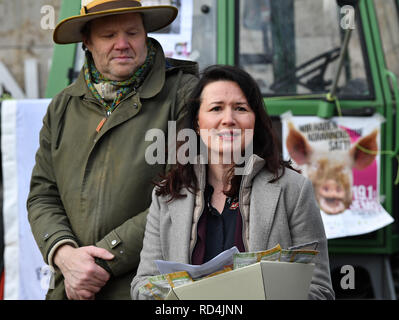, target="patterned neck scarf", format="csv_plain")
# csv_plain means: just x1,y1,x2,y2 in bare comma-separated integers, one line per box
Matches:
84,39,156,114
